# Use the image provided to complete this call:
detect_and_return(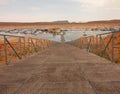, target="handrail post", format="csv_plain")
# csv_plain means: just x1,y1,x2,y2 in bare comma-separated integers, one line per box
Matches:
28,38,30,55
19,37,22,59
96,35,98,55
111,32,114,63
4,35,8,65
35,39,37,51
88,37,92,52
24,37,26,56
30,38,33,53
99,35,103,57
92,36,94,53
